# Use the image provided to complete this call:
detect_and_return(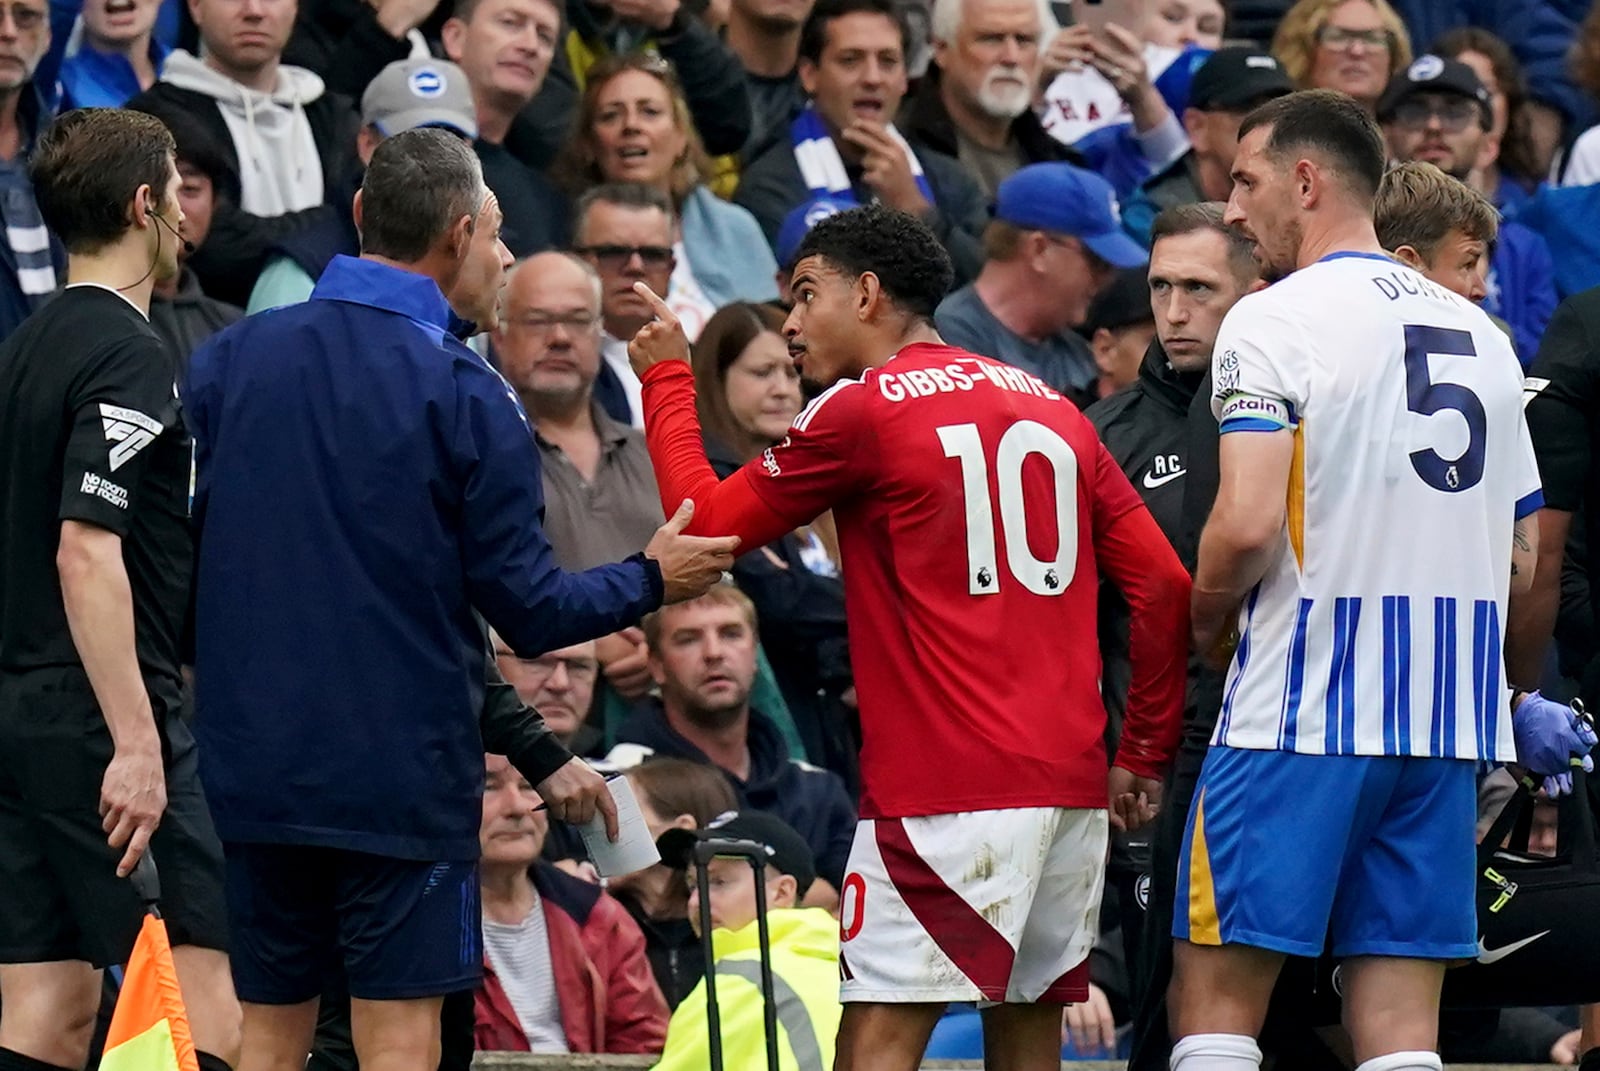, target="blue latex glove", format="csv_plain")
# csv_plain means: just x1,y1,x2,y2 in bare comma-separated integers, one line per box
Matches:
1513,692,1599,797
